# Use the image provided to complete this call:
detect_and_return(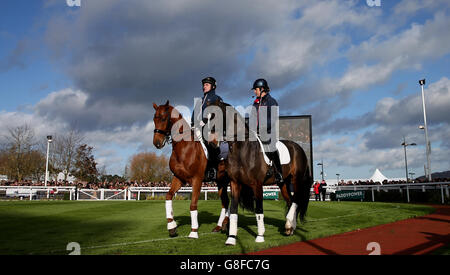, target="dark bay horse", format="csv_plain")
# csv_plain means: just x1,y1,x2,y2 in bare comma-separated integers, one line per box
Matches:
152,100,230,238
210,100,313,245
